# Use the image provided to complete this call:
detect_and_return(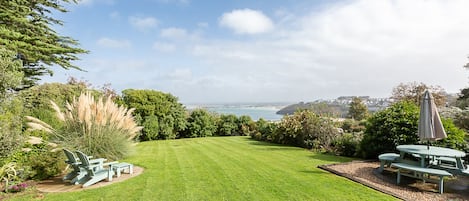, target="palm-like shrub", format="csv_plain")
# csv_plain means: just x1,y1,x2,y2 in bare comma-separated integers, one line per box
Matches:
27,92,142,160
